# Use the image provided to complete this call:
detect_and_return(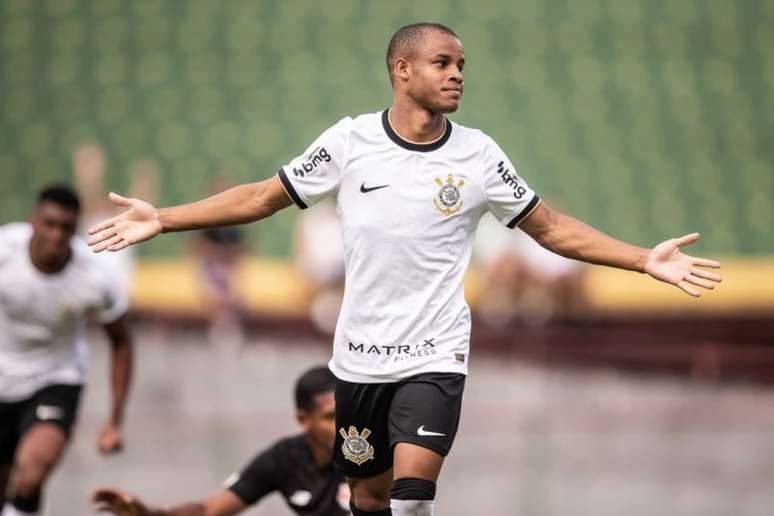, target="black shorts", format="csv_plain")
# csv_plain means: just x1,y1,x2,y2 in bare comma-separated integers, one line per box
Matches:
333,372,465,478
0,384,83,465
